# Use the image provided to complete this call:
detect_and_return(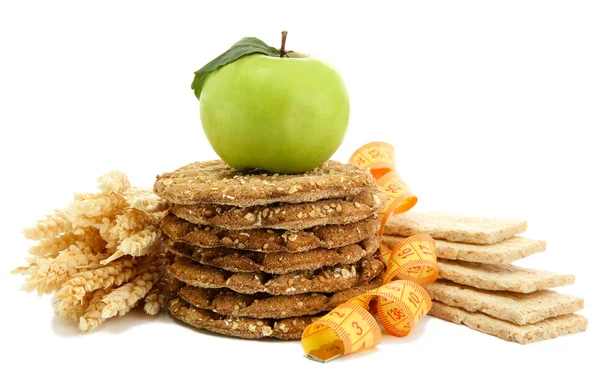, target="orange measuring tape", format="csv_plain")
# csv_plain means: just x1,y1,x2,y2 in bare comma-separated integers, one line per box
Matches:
301,142,439,362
